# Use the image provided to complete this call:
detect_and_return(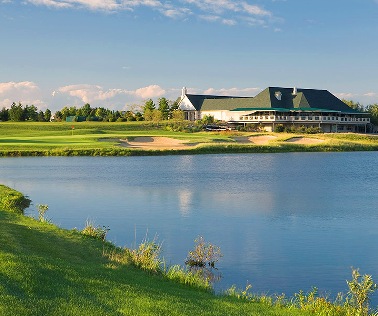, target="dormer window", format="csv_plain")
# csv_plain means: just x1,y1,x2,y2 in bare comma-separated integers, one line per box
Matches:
275,91,282,101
